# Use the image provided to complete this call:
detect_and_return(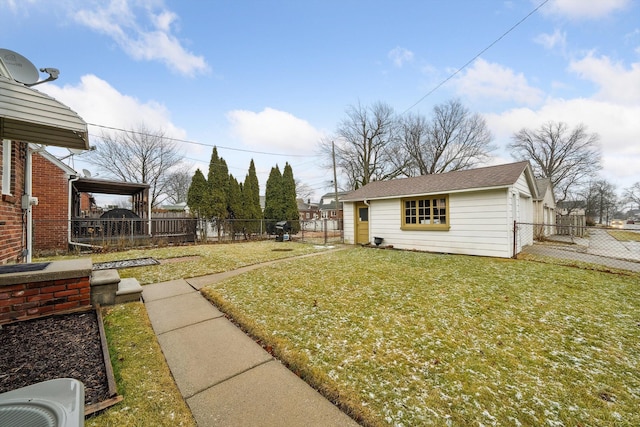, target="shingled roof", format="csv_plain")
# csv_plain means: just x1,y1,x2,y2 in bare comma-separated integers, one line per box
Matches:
341,161,535,202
